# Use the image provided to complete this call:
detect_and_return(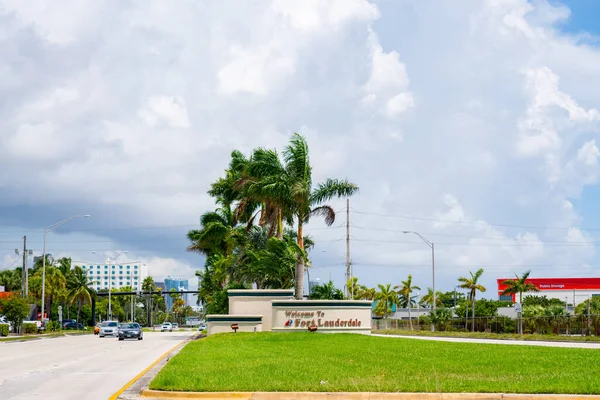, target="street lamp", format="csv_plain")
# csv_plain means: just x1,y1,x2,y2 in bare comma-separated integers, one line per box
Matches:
403,231,436,331
41,215,91,321
101,251,128,321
